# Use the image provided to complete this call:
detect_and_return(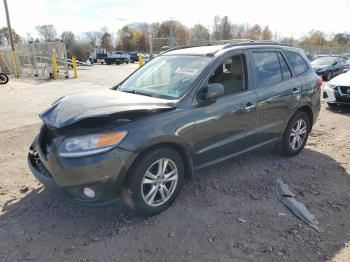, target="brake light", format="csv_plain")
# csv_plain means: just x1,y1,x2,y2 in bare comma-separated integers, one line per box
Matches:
316,76,323,87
